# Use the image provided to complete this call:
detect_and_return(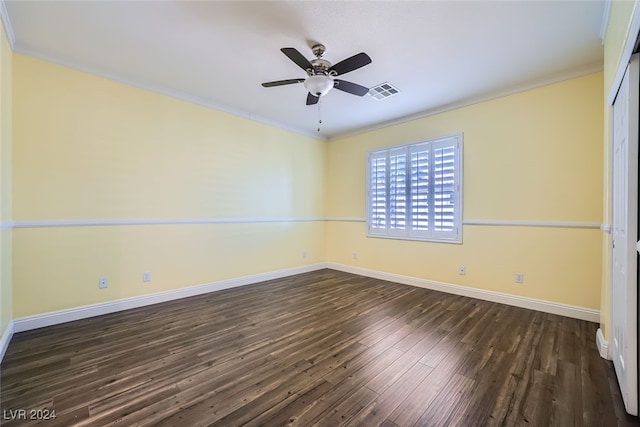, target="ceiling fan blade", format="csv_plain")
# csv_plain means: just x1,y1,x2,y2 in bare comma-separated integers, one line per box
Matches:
261,78,305,87
329,52,372,75
306,92,319,105
281,47,313,71
334,79,370,96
